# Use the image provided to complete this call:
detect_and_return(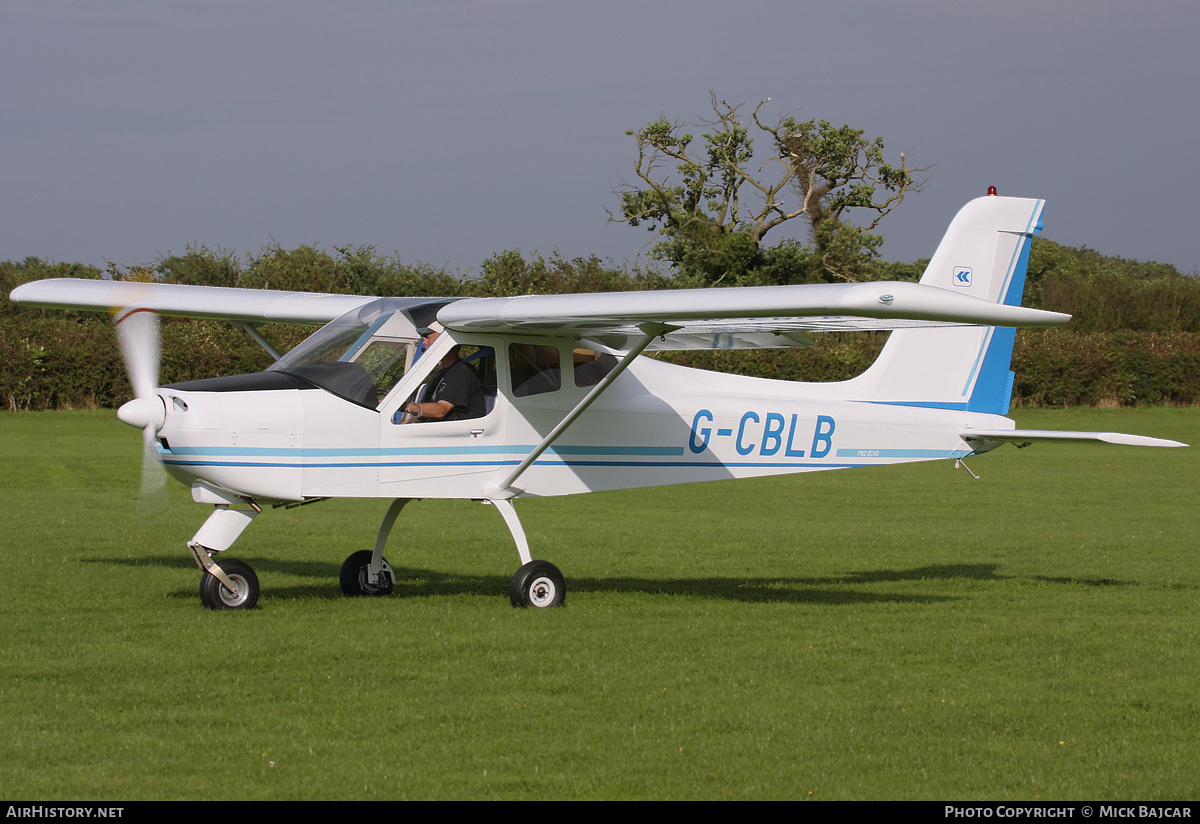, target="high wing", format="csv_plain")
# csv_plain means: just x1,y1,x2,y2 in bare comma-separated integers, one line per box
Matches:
438,193,1067,351
436,281,1071,352
8,197,1068,351
9,278,386,325
12,276,1071,354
